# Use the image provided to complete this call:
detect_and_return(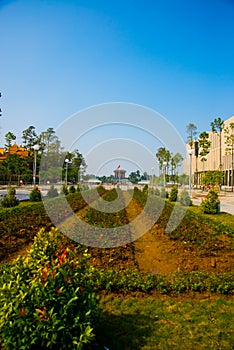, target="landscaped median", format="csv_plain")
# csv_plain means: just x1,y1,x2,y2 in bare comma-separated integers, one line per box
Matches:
0,187,233,349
